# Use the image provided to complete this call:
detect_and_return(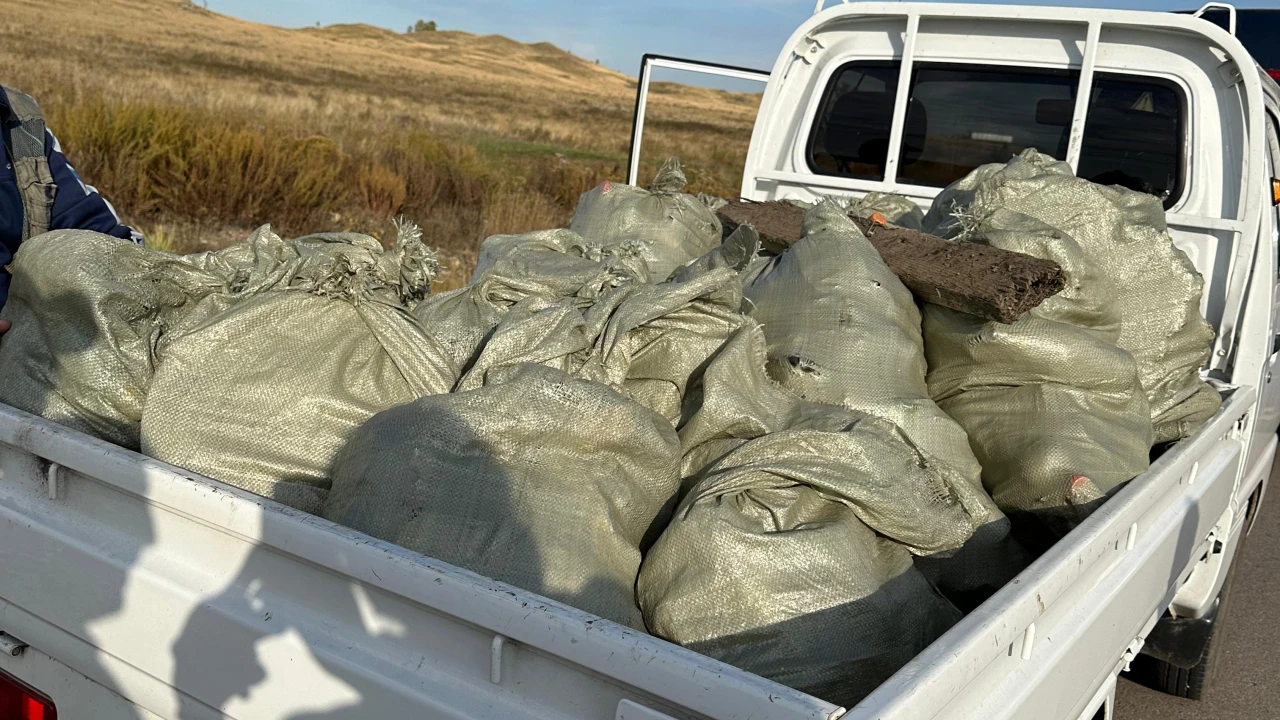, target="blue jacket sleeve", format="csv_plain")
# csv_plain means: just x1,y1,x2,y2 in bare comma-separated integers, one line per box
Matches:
45,132,144,244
